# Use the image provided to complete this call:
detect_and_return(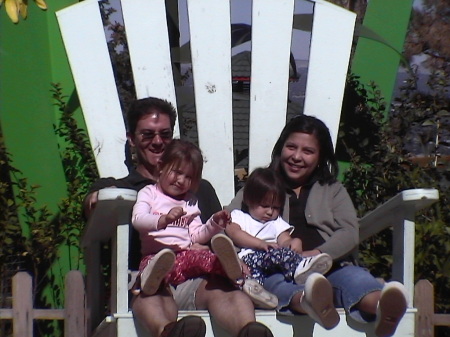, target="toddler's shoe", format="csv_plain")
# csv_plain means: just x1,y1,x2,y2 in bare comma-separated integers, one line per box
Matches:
374,281,408,337
211,234,277,309
300,273,339,330
141,248,176,295
242,279,278,309
211,233,244,284
294,253,333,285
